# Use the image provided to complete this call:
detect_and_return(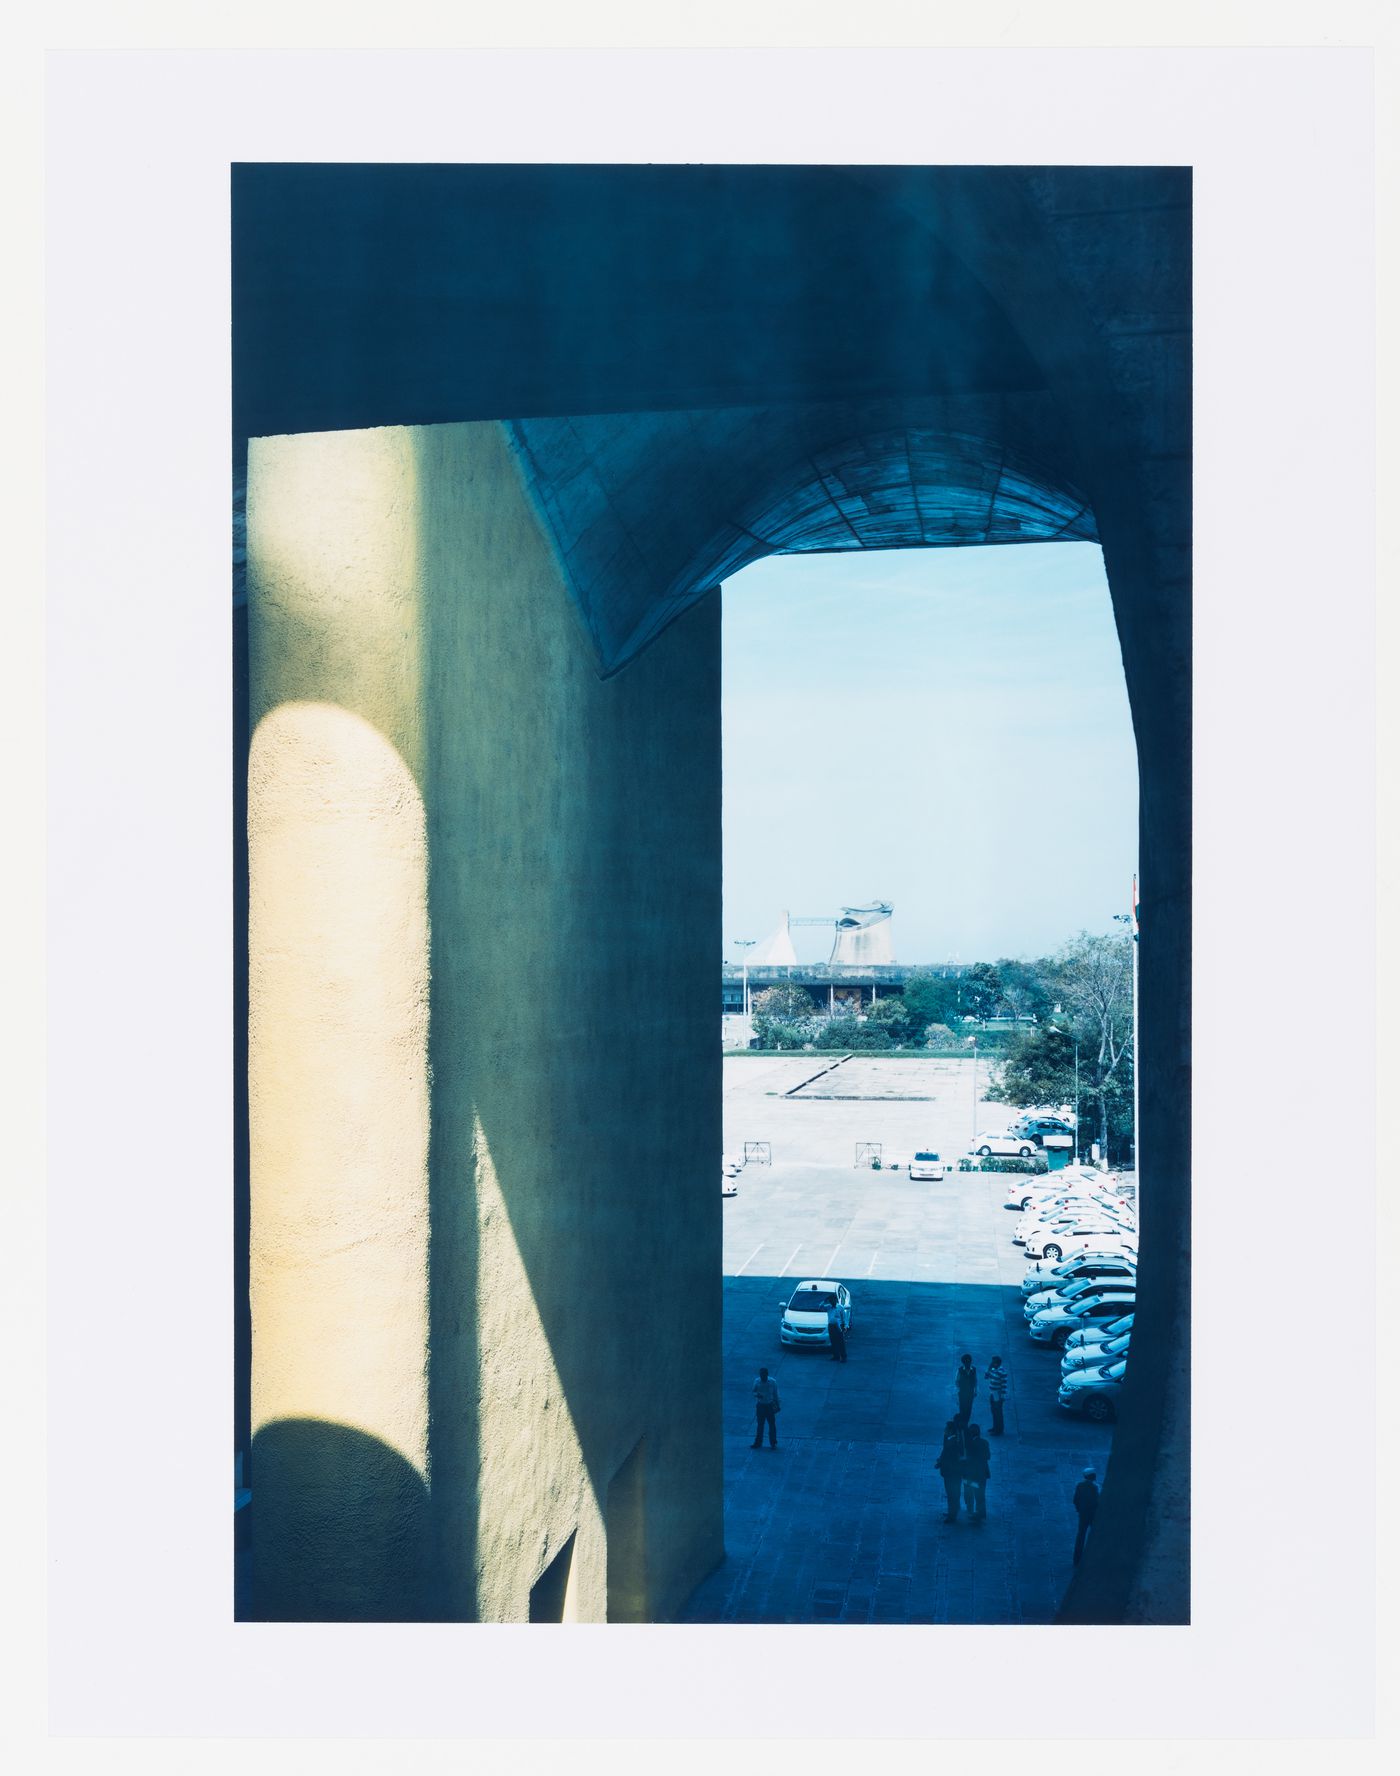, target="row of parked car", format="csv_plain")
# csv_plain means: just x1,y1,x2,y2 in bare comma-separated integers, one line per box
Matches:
1008,1165,1138,1423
